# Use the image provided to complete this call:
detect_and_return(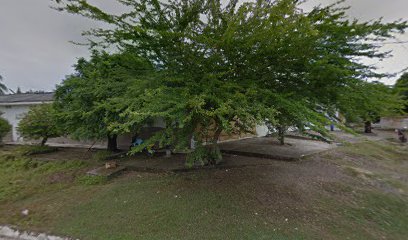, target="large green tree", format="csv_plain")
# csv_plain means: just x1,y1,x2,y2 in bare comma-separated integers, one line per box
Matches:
54,51,153,151
54,0,407,157
55,0,271,161
220,0,407,140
